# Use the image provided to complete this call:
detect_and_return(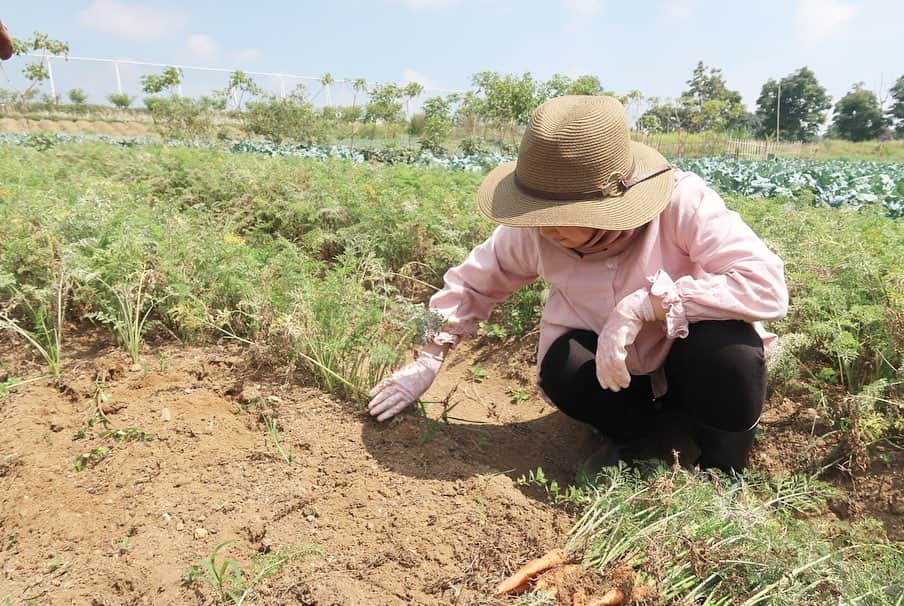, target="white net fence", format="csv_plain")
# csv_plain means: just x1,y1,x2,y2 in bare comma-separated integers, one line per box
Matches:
0,53,459,114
